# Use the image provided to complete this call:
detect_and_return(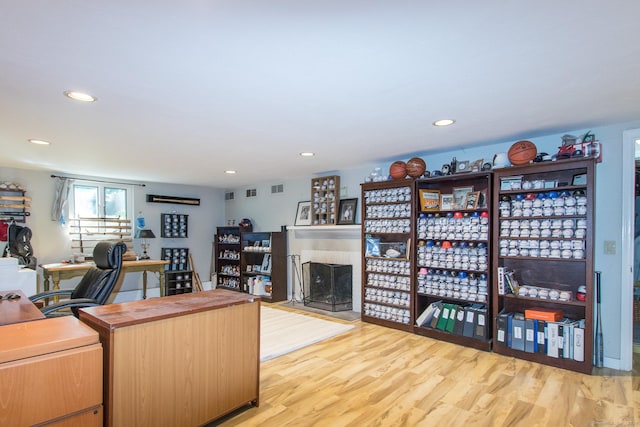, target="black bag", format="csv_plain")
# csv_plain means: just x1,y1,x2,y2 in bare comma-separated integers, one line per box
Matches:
3,223,37,270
